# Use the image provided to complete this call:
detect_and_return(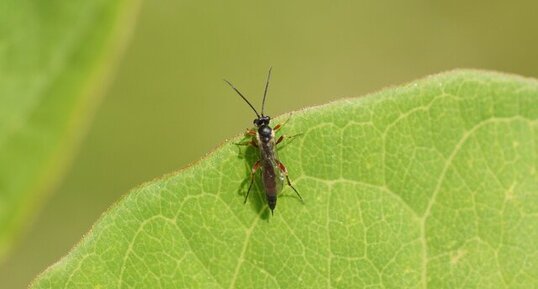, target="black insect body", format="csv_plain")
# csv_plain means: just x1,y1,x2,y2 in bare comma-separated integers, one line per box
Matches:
224,68,303,215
